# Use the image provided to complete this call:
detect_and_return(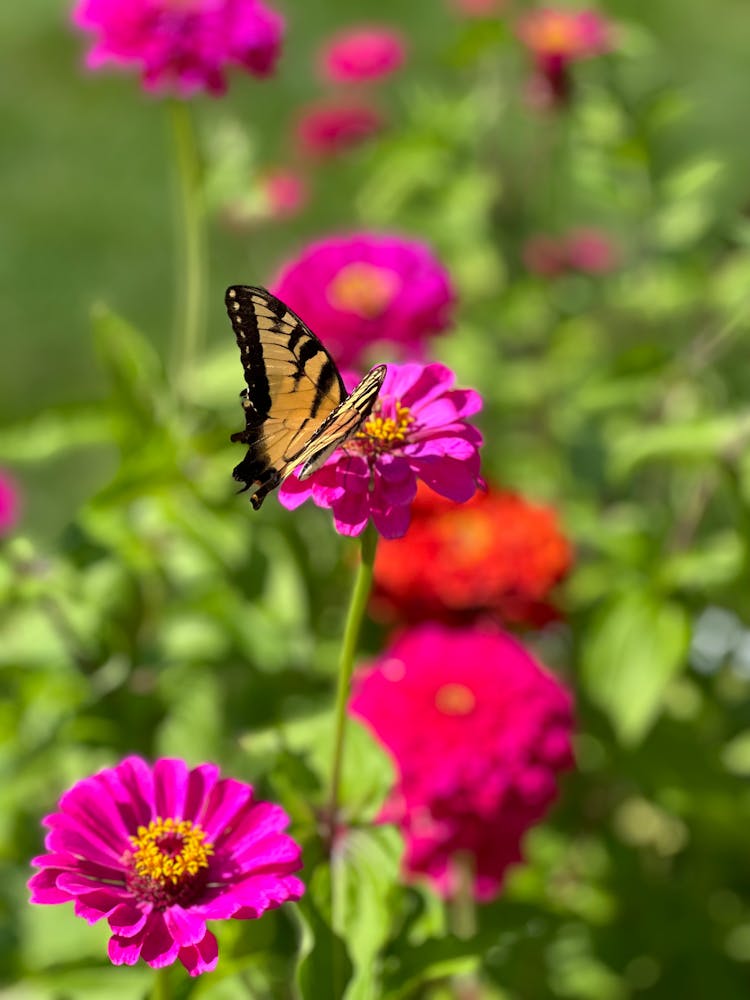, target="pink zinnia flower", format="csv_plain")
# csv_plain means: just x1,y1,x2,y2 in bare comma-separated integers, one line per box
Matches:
72,0,285,97
260,167,309,219
522,233,567,277
565,226,618,273
272,233,455,368
0,470,19,535
517,8,612,106
319,26,407,83
350,624,574,900
295,99,385,158
279,362,483,539
523,228,618,277
29,757,304,976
